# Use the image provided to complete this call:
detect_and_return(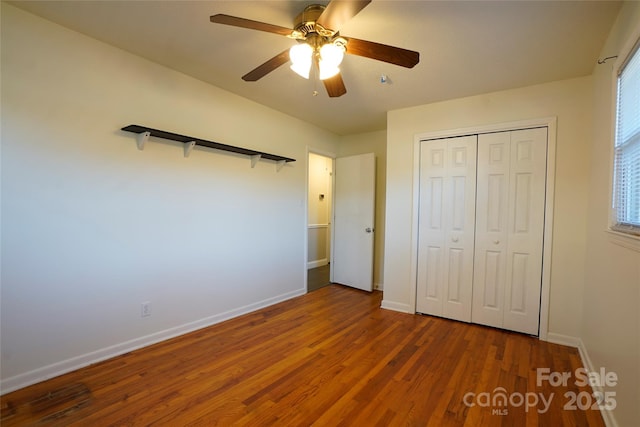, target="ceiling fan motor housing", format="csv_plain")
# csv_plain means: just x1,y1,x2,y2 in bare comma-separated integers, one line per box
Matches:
293,4,335,39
